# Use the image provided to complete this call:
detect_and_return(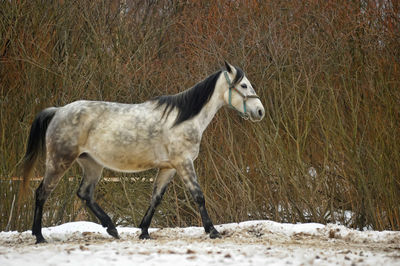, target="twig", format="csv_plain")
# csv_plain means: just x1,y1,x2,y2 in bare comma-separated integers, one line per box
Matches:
5,194,16,231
